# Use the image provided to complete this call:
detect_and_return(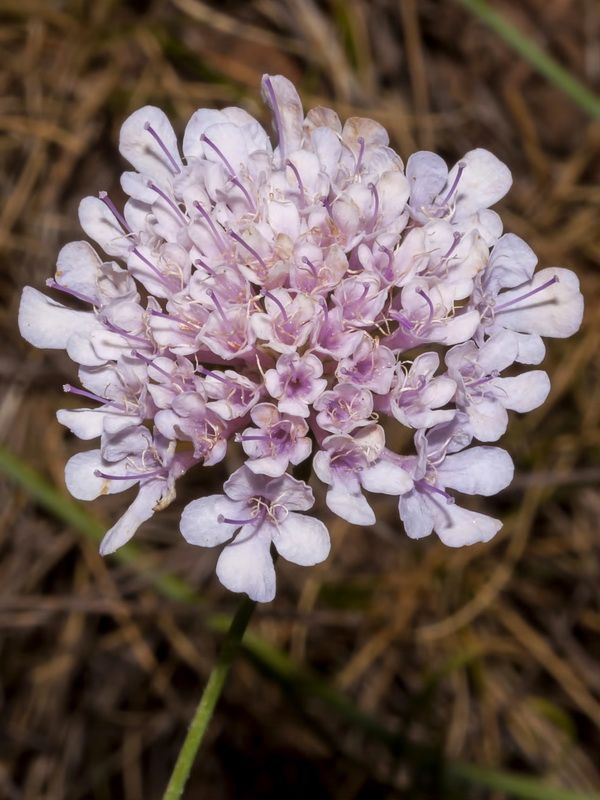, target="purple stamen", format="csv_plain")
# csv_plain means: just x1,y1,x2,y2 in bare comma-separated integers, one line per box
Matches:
193,201,227,250
443,232,462,260
416,479,455,503
130,247,170,285
46,278,97,307
286,160,306,208
436,161,466,213
263,76,285,160
196,365,229,384
261,289,289,322
378,245,394,278
194,258,217,277
100,317,152,345
229,176,255,211
217,508,265,526
229,231,268,272
143,121,181,175
131,351,177,383
321,195,334,218
63,384,123,409
301,256,319,277
147,182,189,226
495,275,559,312
149,309,199,328
206,288,228,322
200,133,235,175
99,191,134,235
416,288,435,324
469,371,499,388
94,466,166,481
